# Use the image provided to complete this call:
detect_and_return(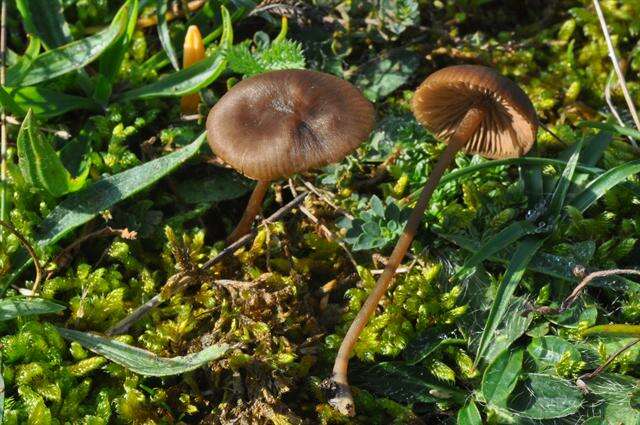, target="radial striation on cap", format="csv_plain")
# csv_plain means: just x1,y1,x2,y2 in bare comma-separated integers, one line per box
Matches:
206,69,375,181
411,65,538,159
